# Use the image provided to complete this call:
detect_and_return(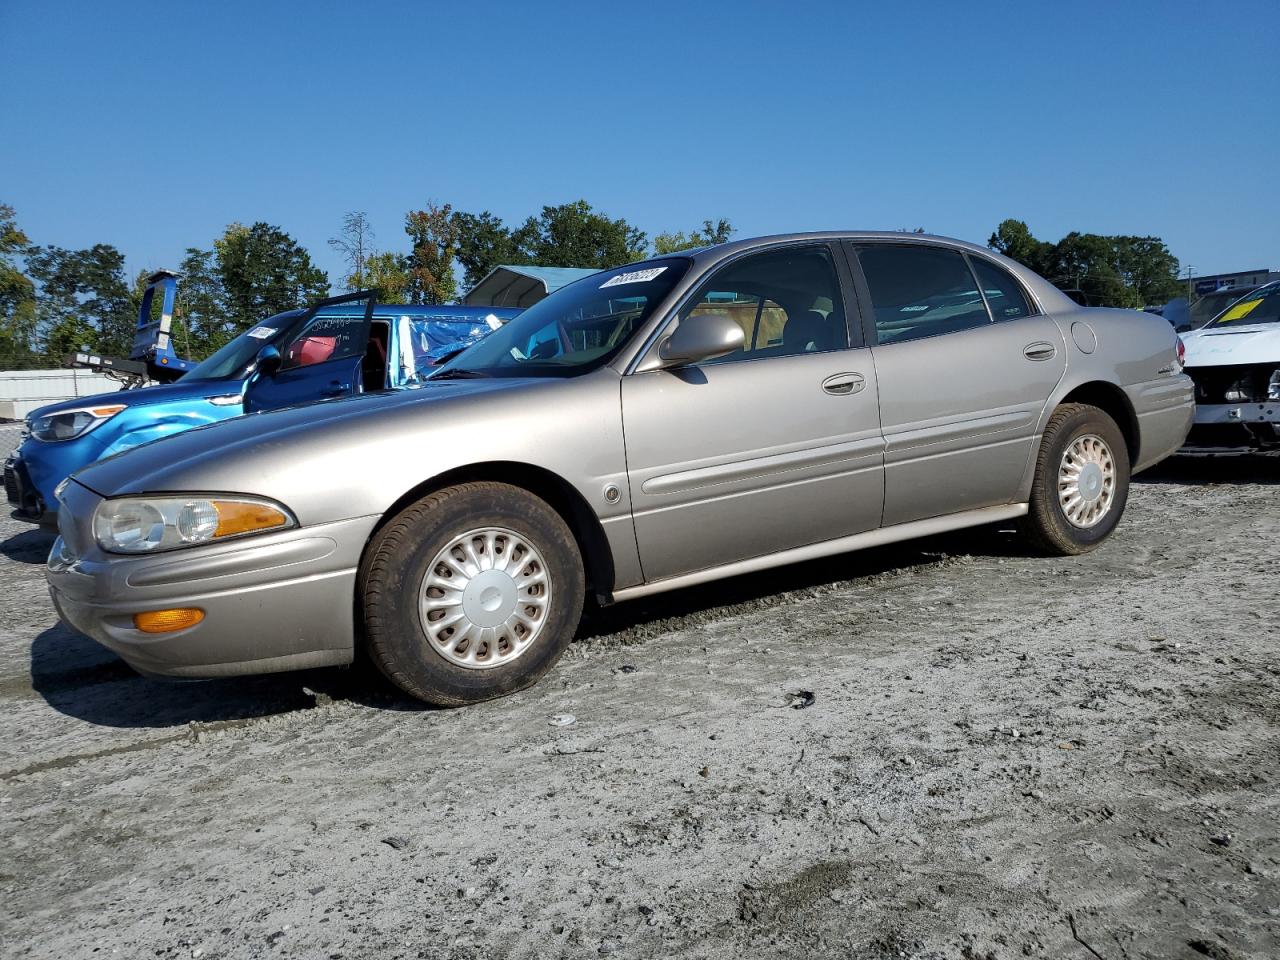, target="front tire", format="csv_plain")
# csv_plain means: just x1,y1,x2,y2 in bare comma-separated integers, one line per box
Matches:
1020,403,1130,556
359,482,585,706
